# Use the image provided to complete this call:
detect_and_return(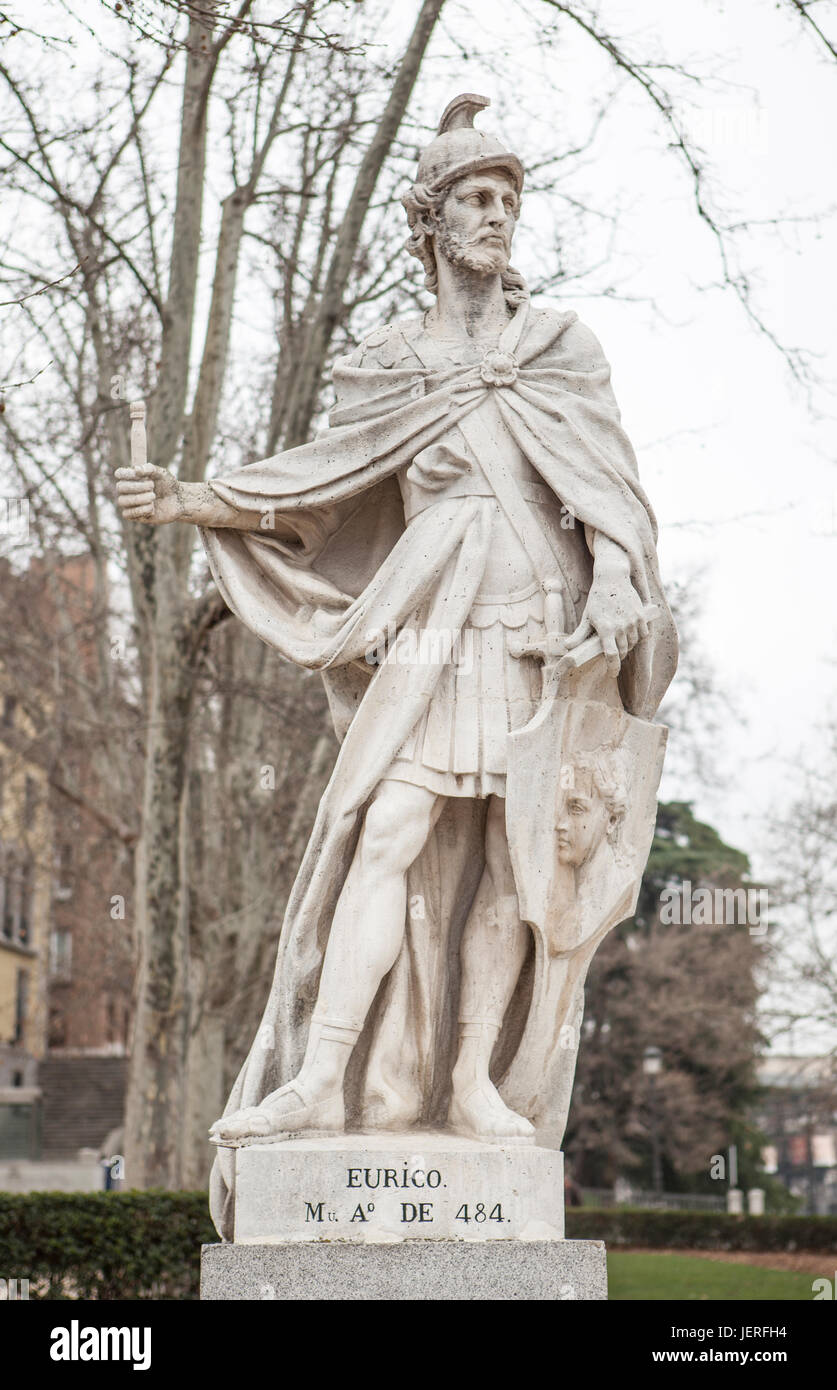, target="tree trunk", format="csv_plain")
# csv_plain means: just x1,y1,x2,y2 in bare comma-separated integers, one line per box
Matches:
124,619,196,1188
281,0,447,447
122,0,448,1188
